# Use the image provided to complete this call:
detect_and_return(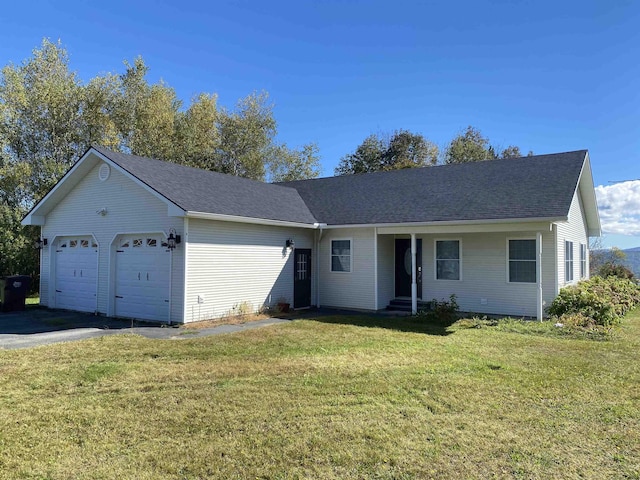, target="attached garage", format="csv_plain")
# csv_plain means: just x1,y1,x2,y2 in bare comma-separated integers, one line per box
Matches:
53,236,98,312
113,234,171,322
